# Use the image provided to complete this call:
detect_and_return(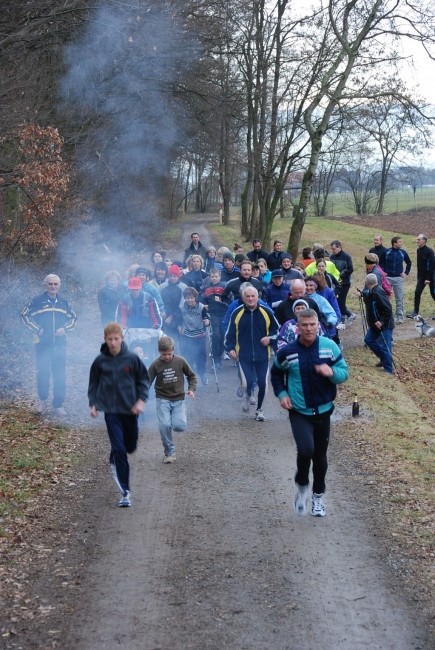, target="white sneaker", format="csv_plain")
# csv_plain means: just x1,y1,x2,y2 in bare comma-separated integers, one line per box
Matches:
242,393,250,412
347,313,357,325
294,484,309,515
53,407,67,417
222,352,231,360
118,491,131,507
336,322,346,330
255,408,265,421
250,393,257,405
36,400,46,414
311,492,326,517
163,454,176,464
